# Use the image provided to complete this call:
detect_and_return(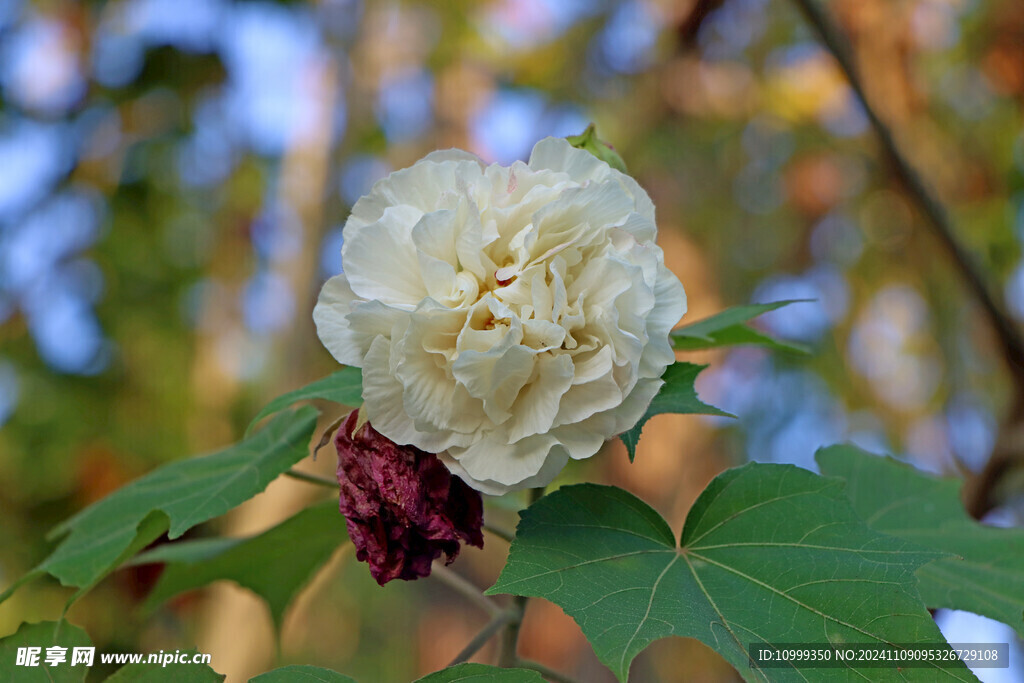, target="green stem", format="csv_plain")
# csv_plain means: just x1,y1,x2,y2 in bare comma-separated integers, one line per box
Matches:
515,659,582,683
788,0,1024,518
497,487,545,666
789,0,1024,379
431,562,503,618
483,523,515,543
283,469,338,489
496,594,527,667
448,609,518,666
